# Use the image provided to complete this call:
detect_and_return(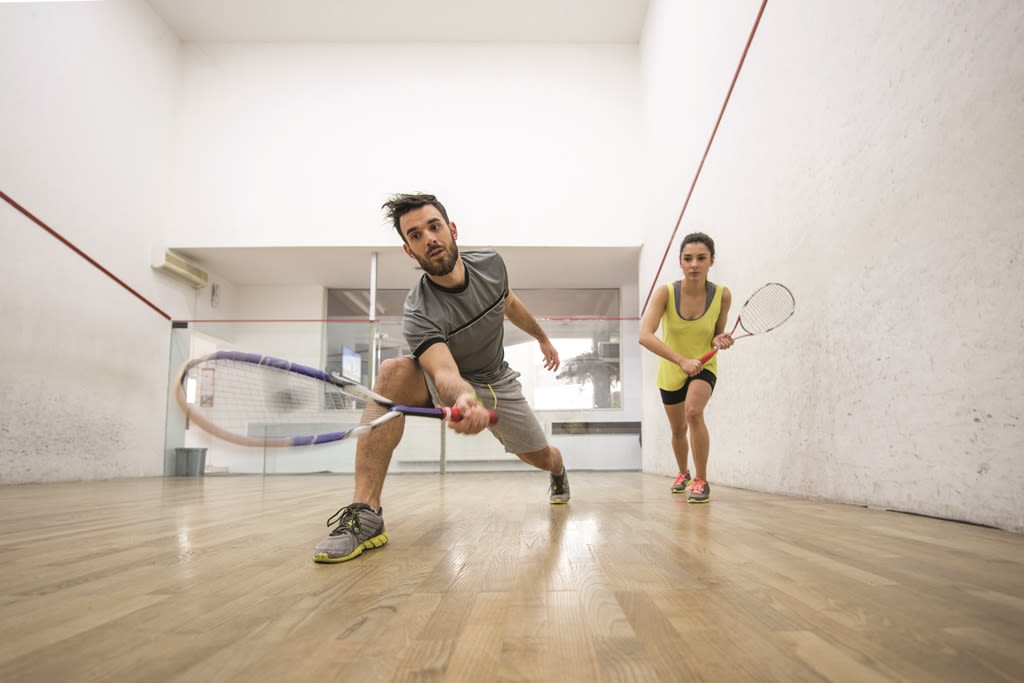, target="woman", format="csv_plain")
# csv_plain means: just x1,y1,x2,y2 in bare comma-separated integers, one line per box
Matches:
639,232,733,503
